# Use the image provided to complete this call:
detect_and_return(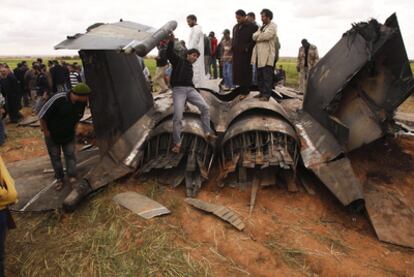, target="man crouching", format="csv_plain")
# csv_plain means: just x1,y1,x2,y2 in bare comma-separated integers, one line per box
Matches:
38,83,91,190
166,32,215,153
